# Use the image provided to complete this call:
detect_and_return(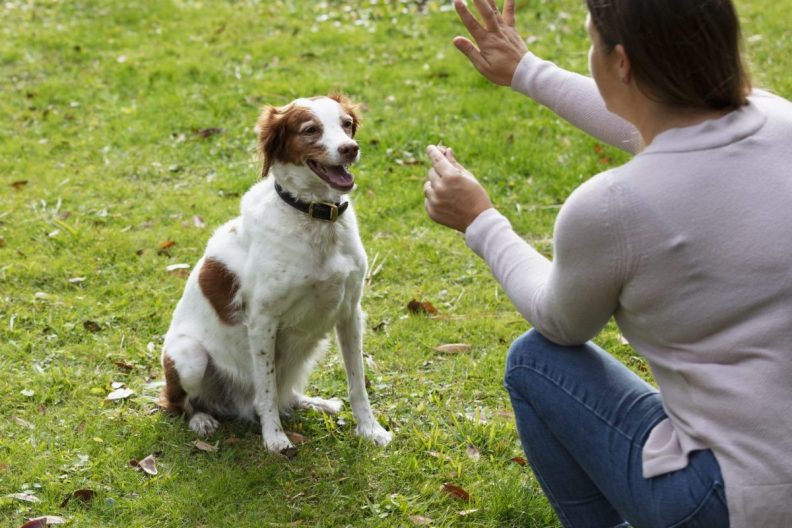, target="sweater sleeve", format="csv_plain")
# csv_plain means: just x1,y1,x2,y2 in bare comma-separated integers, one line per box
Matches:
511,52,642,154
465,174,627,345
